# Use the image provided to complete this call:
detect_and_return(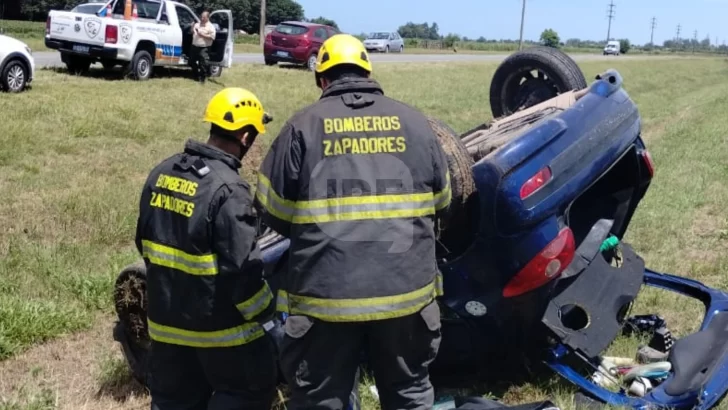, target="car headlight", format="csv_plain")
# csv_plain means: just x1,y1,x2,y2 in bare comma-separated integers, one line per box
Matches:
25,46,32,55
